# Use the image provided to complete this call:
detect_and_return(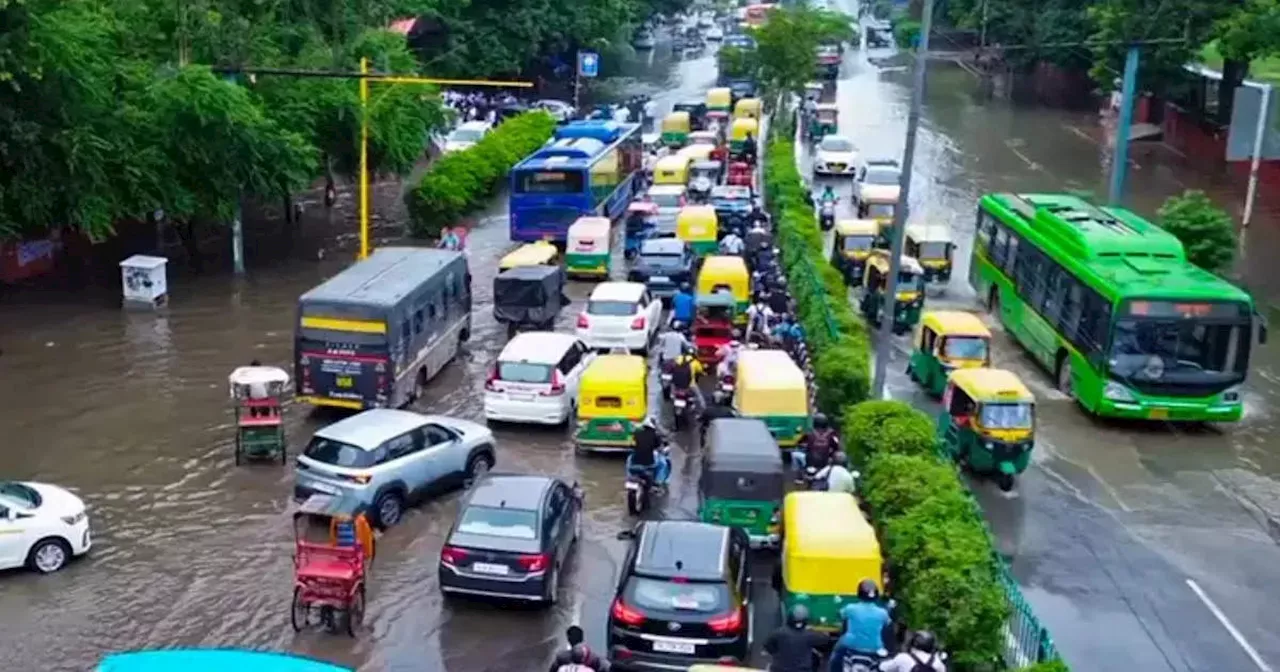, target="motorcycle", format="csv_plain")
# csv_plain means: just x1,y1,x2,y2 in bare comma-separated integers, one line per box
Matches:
819,199,836,230
803,465,829,491
838,649,889,672
671,386,696,430
624,445,671,516
660,360,674,399
689,176,714,203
